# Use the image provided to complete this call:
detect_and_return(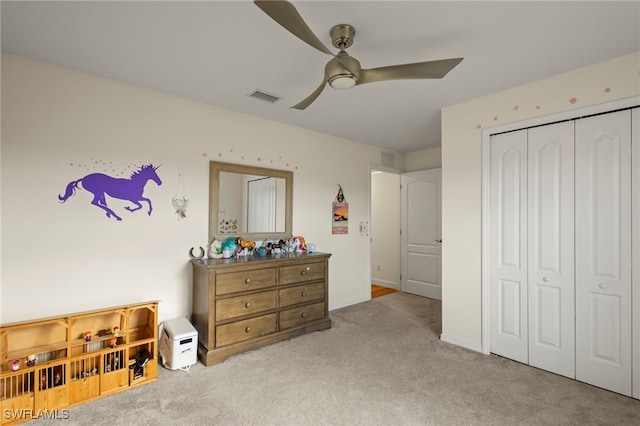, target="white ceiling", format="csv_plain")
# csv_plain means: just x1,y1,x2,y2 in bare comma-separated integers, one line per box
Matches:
2,1,639,153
